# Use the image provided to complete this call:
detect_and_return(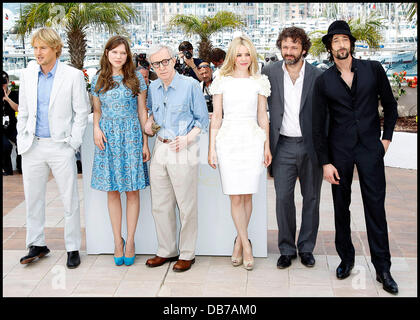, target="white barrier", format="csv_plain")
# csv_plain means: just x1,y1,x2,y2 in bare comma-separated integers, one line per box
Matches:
81,114,268,257
384,131,417,170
